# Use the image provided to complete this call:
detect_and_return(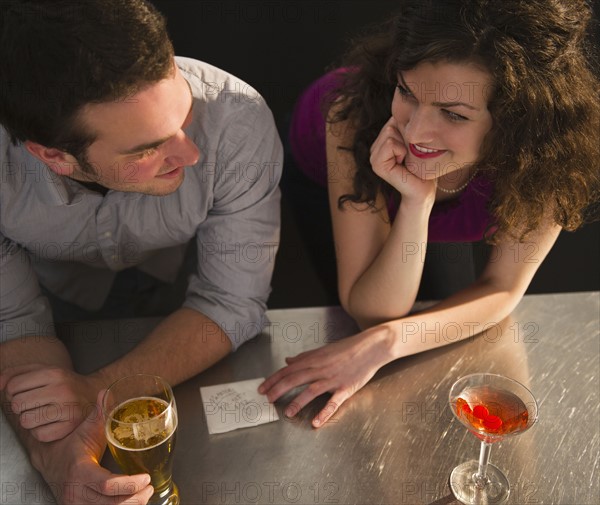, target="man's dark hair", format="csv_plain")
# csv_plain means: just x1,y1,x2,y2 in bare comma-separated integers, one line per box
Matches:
0,0,174,159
